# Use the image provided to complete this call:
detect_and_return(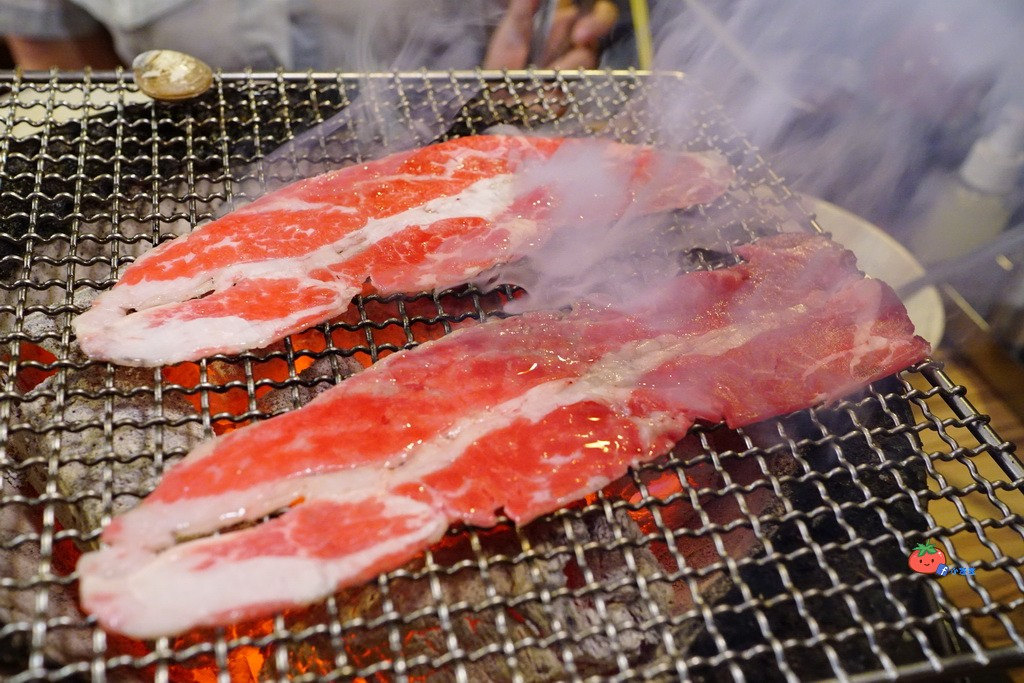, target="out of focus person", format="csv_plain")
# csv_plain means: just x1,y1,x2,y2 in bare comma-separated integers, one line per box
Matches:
0,0,619,71
0,0,120,68
485,0,620,69
648,0,1023,237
